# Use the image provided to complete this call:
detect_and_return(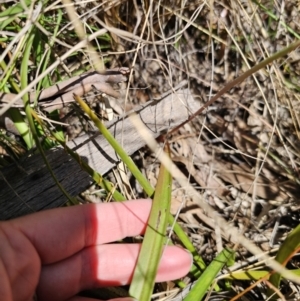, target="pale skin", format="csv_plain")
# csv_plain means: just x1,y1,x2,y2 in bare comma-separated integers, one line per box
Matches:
0,199,192,301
